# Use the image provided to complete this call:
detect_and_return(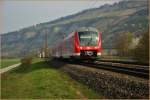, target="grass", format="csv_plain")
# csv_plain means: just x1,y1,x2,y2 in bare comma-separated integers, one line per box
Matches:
1,58,20,68
1,58,101,99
